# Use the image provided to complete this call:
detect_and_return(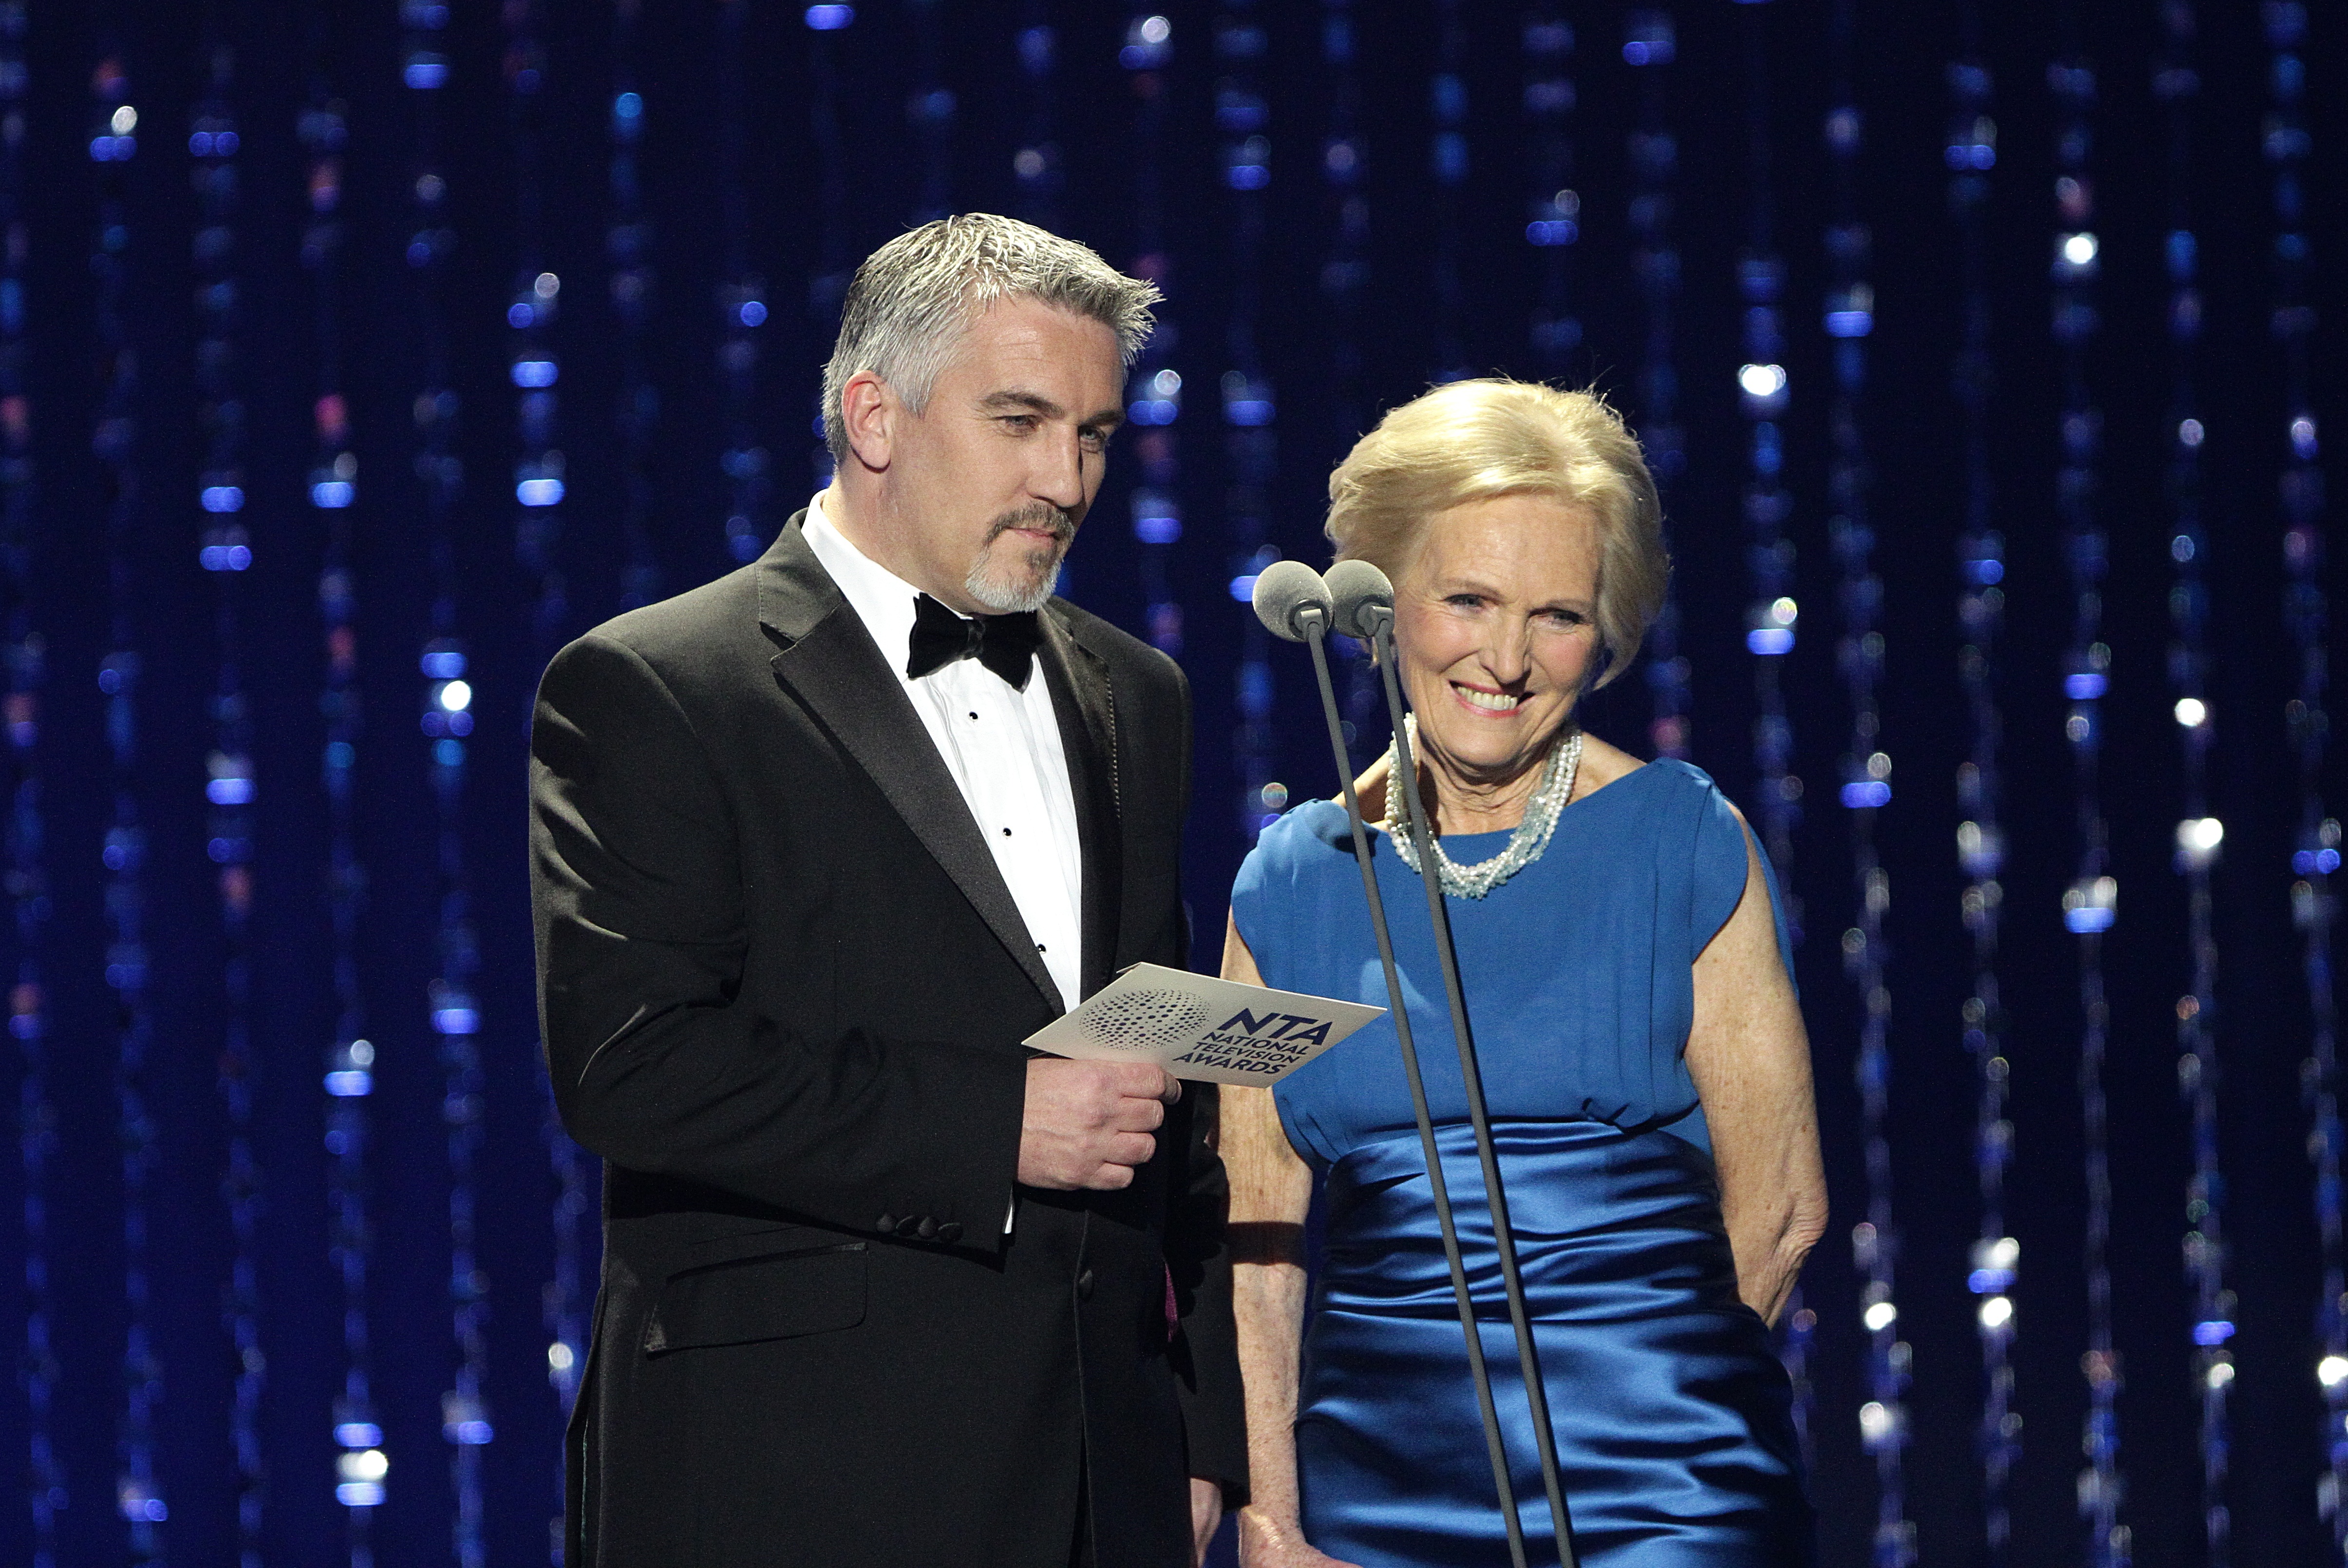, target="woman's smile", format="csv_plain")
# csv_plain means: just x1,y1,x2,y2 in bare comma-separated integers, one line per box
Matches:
1449,680,1528,715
